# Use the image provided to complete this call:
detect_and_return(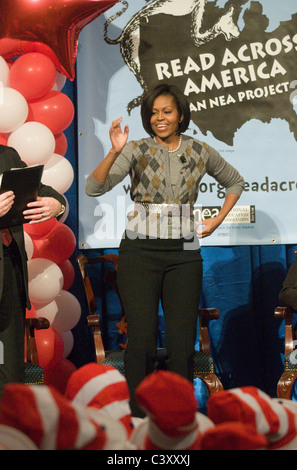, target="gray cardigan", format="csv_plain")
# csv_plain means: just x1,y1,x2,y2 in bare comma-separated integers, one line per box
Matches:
86,135,244,239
